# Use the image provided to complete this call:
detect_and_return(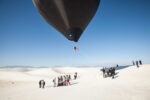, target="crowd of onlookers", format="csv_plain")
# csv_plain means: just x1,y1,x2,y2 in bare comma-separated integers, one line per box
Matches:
39,72,78,88
53,75,71,87
52,72,77,87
